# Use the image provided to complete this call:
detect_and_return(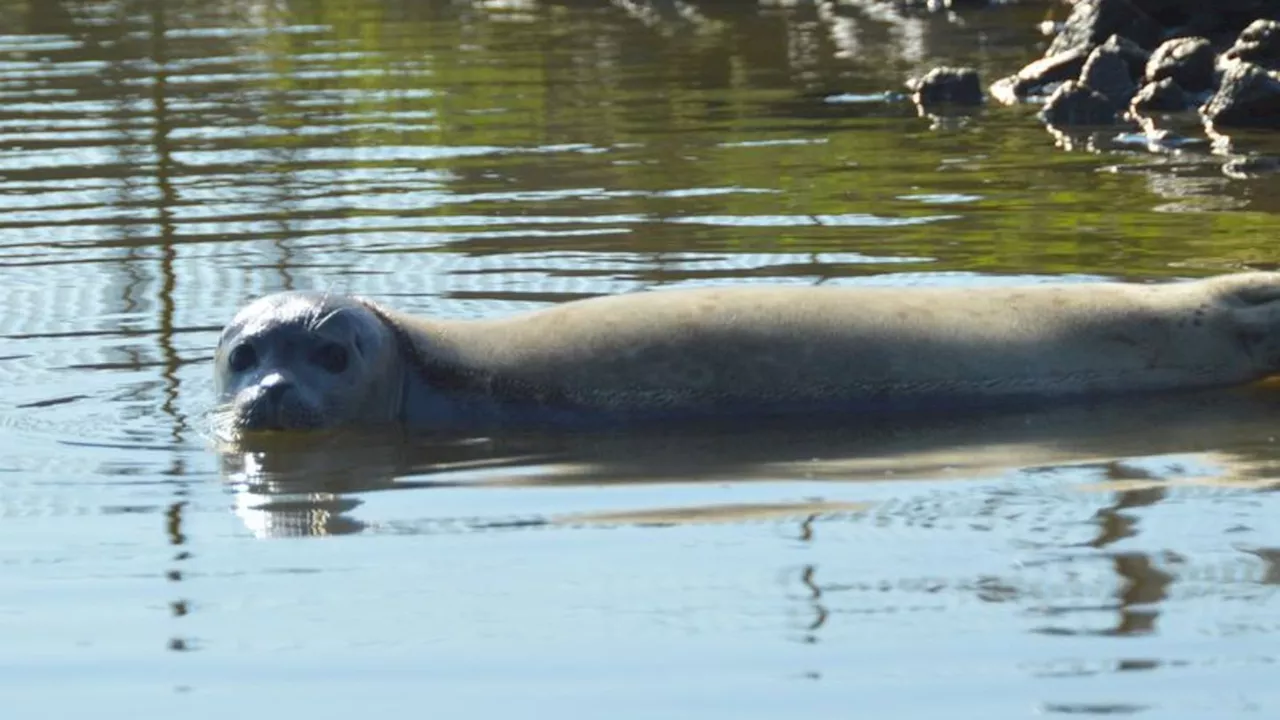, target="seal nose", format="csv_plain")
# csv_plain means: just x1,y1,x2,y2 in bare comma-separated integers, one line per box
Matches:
259,372,293,403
